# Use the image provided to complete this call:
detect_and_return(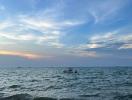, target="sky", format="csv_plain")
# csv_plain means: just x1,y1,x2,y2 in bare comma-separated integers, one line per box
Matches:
0,0,132,67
